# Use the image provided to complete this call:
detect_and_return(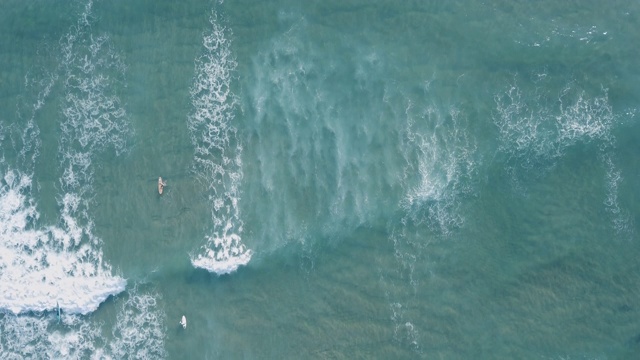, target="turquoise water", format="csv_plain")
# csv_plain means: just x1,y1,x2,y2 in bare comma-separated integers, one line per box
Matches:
0,0,639,358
